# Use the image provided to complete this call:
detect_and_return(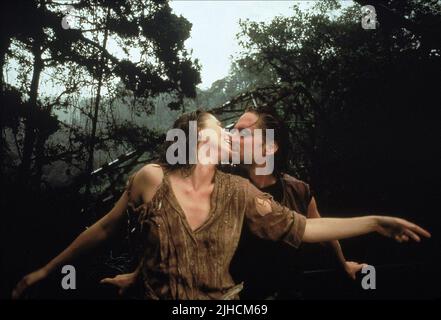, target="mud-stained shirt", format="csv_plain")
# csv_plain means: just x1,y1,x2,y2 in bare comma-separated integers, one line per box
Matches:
125,168,307,300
